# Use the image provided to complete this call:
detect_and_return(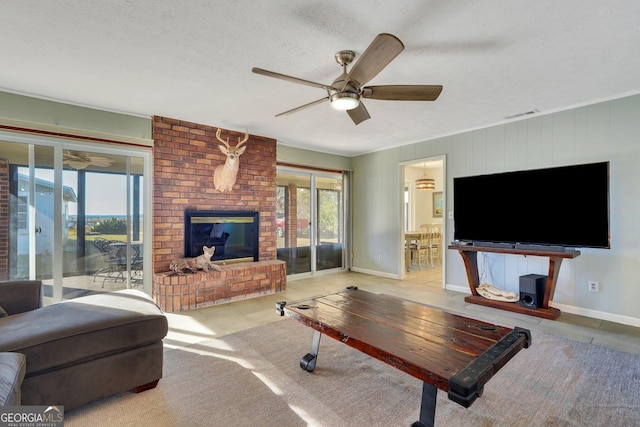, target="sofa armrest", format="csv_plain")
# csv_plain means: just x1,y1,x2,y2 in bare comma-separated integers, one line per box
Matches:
0,352,26,406
0,280,43,315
